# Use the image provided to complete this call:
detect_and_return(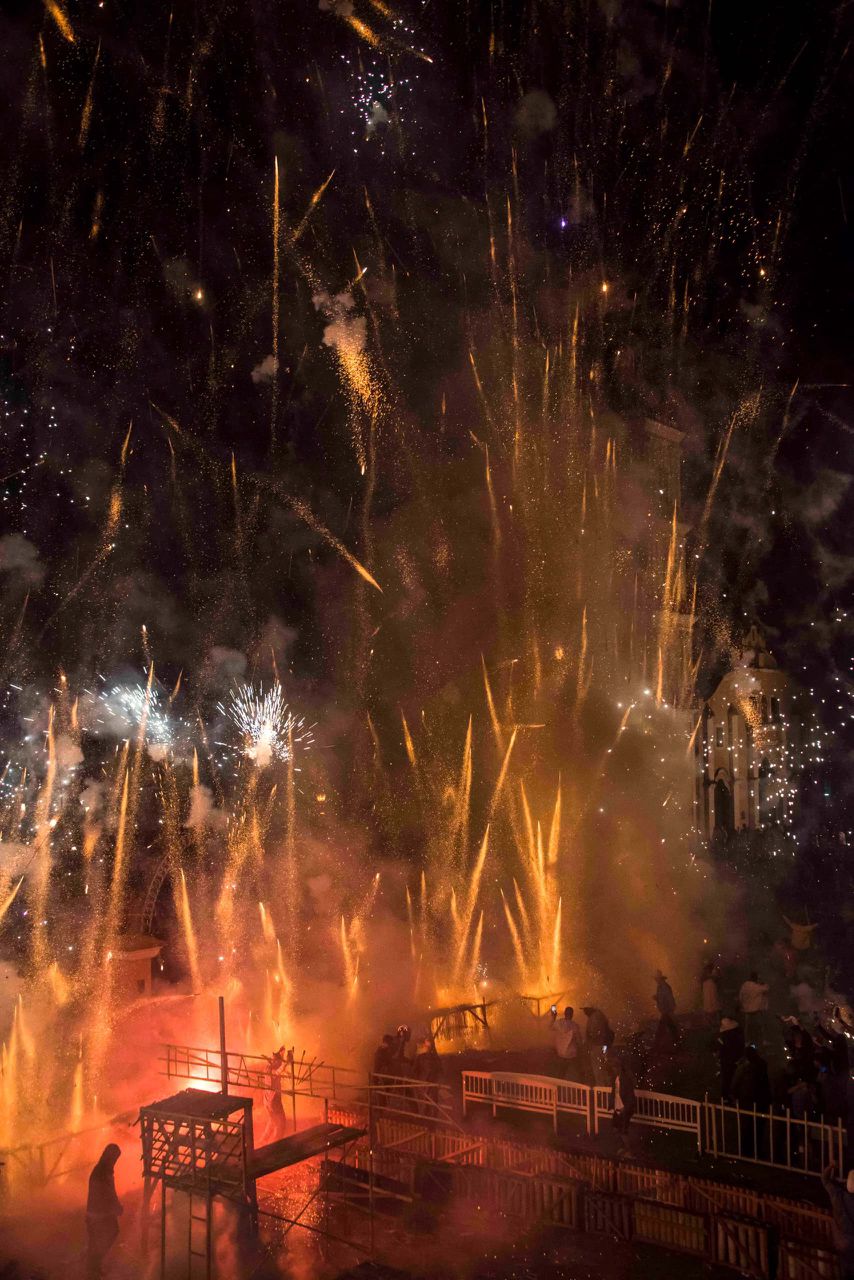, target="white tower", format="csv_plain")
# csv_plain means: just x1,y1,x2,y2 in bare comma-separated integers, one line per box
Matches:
695,625,806,838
